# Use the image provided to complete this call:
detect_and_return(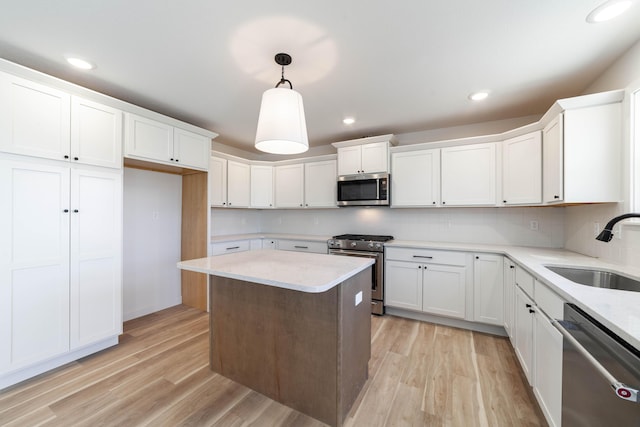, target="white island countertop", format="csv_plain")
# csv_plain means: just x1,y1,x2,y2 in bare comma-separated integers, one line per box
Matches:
178,250,374,293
